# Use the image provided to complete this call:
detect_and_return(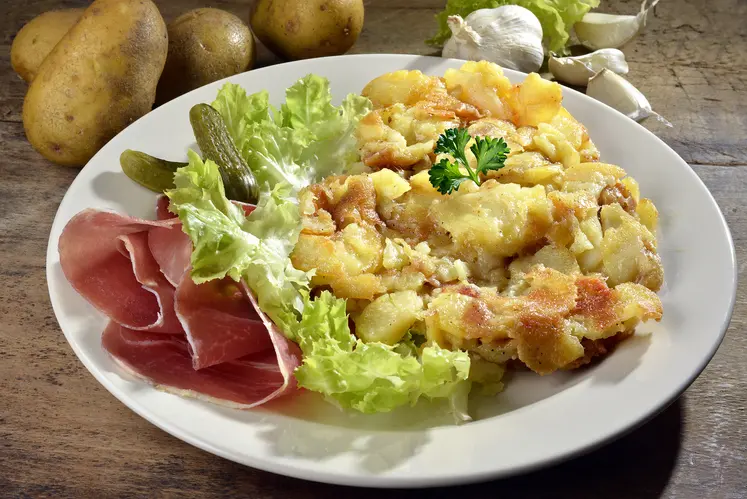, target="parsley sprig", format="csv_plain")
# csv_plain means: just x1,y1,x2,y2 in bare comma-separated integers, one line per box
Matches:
428,128,510,195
